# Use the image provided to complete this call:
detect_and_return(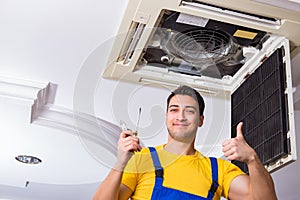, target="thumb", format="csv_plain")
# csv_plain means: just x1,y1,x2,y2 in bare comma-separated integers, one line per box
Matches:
236,122,244,139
